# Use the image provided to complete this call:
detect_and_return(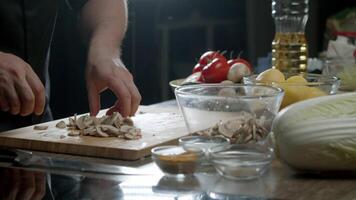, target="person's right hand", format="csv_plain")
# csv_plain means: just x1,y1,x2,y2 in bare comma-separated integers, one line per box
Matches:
0,52,45,116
